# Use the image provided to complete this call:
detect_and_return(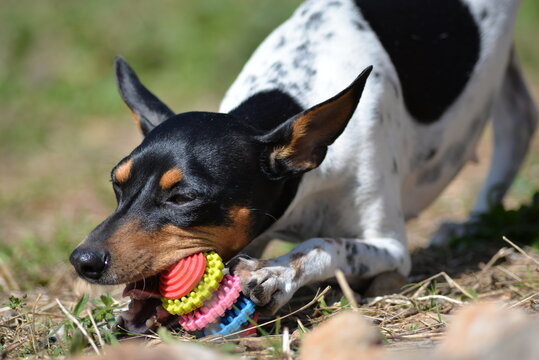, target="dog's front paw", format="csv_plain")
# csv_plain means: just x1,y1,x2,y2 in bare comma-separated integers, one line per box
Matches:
228,255,296,315
430,220,477,247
